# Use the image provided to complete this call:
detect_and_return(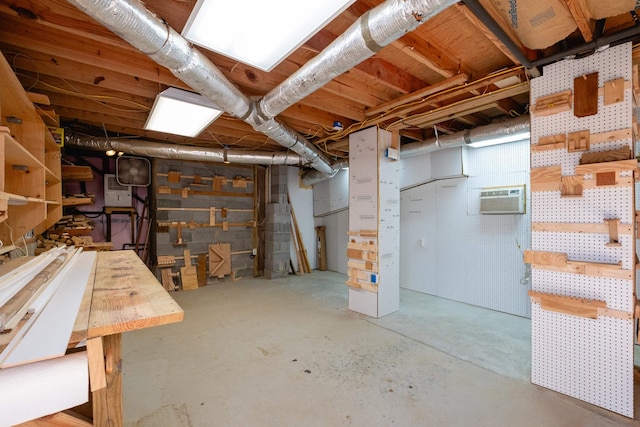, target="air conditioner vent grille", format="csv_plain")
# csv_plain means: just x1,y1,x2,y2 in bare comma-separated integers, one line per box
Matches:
479,185,525,215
